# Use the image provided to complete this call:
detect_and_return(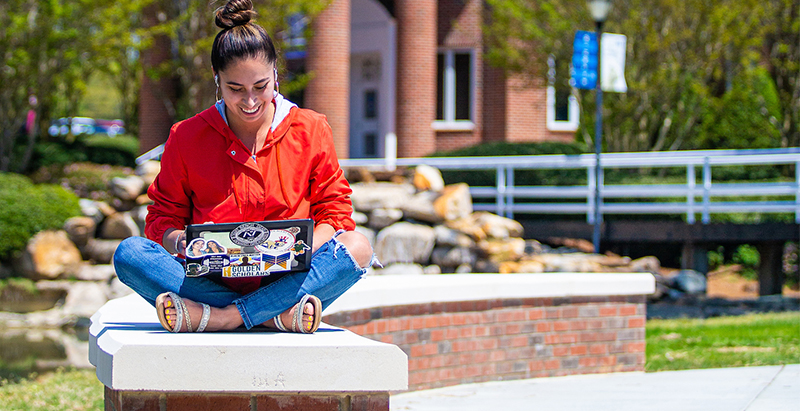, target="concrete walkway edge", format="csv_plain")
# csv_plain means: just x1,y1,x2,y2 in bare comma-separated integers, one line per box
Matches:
391,365,800,411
